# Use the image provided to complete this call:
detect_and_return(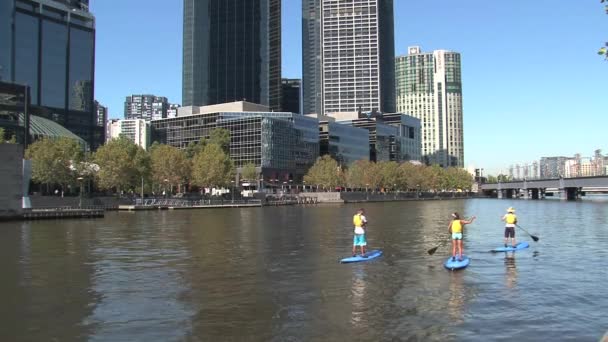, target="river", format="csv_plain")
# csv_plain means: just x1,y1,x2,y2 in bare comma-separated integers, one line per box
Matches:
0,198,607,341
